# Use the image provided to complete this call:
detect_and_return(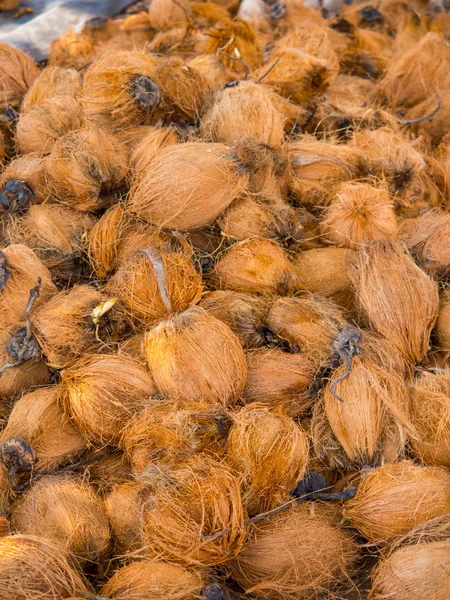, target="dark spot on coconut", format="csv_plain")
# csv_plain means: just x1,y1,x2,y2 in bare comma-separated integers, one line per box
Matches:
393,169,412,190
0,179,34,213
292,471,327,499
0,436,35,489
0,252,10,292
131,76,161,111
360,6,383,23
7,328,40,363
85,15,108,29
203,582,230,600
269,2,286,20
330,18,354,34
